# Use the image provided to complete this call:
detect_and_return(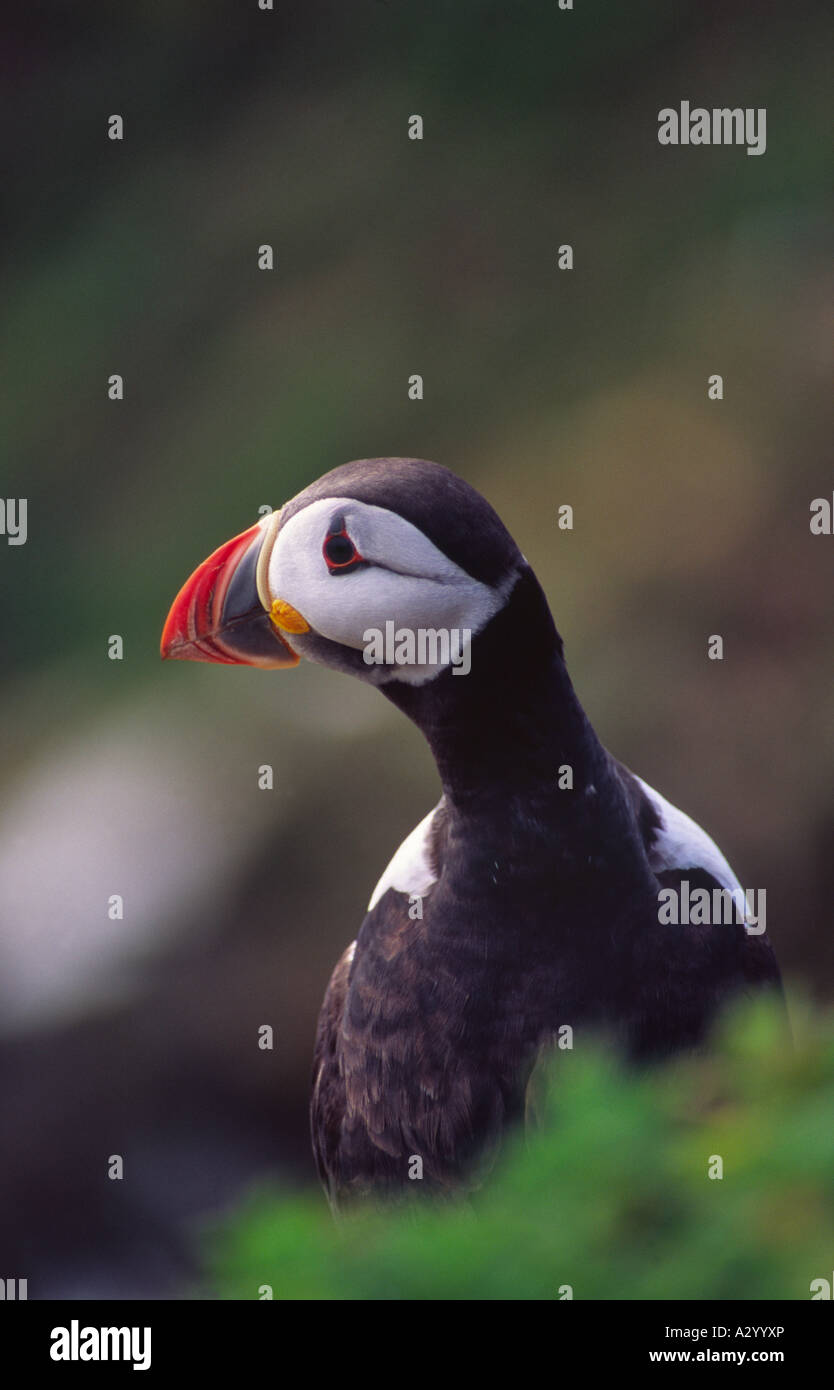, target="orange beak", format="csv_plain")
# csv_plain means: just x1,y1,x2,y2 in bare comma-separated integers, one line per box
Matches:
160,520,299,668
